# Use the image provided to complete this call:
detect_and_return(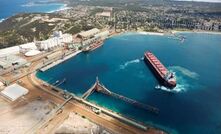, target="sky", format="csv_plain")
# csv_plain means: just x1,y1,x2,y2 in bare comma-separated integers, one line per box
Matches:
176,0,221,2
